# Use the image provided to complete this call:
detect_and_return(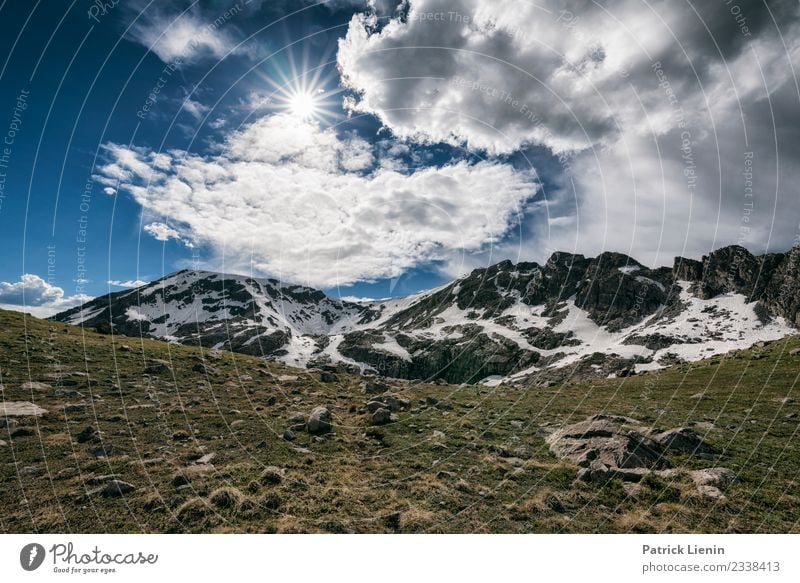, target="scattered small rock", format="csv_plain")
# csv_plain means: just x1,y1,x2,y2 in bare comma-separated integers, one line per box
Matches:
0,418,19,430
76,426,97,443
307,406,332,435
371,408,391,426
362,380,389,395
192,362,215,375
89,479,135,498
63,403,87,413
89,443,114,458
144,359,172,374
282,429,295,442
194,453,215,465
689,467,737,500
